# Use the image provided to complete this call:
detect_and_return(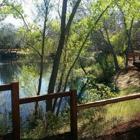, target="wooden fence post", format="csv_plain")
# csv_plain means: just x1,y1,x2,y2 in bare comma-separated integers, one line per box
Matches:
11,82,20,140
70,90,78,140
